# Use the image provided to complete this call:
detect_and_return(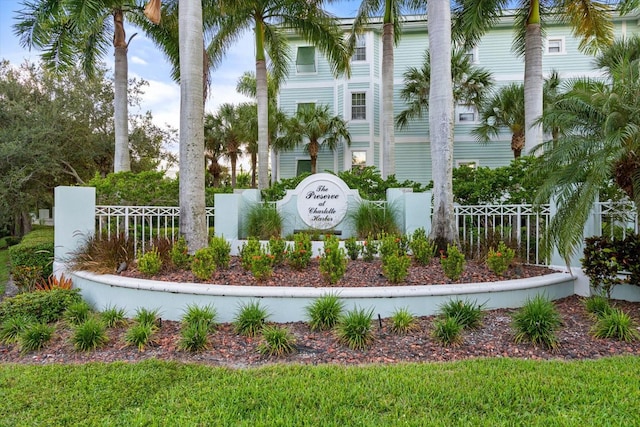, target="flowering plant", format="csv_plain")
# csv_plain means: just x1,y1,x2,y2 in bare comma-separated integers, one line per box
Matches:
319,235,347,284
487,241,515,276
287,232,312,270
440,245,466,281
